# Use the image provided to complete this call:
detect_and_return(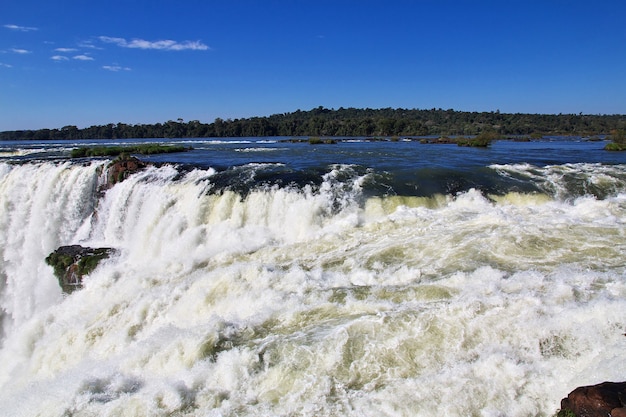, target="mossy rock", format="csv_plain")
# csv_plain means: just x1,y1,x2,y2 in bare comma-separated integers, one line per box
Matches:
105,155,147,187
46,245,116,293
